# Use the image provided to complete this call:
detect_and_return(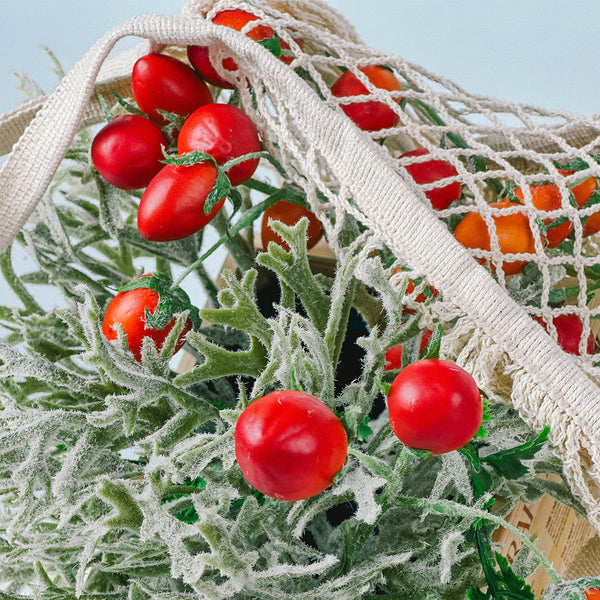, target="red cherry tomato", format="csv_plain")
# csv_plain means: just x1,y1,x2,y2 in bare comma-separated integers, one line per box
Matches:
91,115,167,190
102,276,191,362
187,45,236,90
384,329,433,371
585,589,600,600
400,148,462,210
137,163,224,242
177,104,261,186
330,65,402,132
534,313,595,355
187,9,298,88
387,359,483,454
132,54,213,122
234,390,348,501
261,200,324,252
